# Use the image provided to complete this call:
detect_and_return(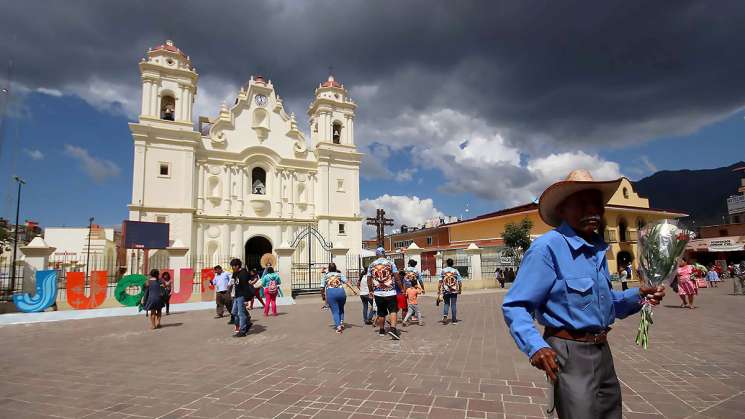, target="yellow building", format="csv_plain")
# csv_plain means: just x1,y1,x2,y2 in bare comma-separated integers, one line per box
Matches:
447,178,687,274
